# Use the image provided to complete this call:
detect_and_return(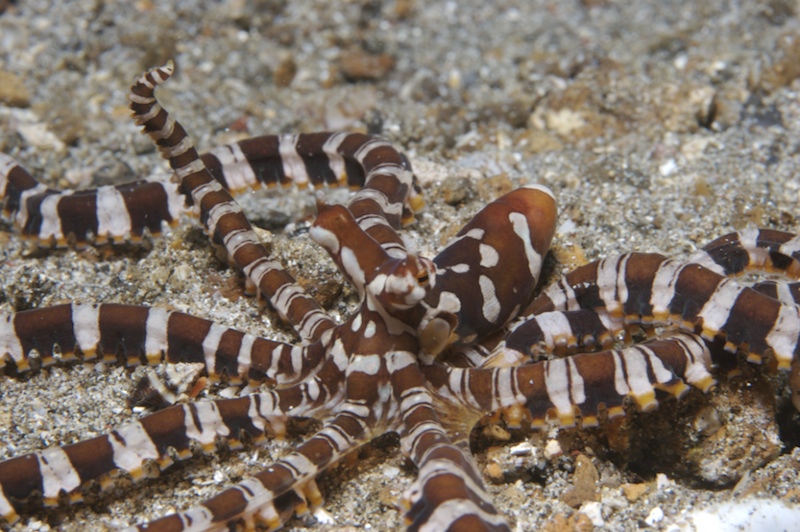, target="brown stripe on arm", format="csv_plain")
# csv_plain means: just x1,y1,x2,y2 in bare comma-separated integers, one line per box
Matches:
209,328,249,381
50,191,98,246
668,263,725,325
755,229,798,271
0,453,43,520
295,133,340,187
199,151,229,191
333,132,372,188
719,288,783,361
117,180,181,240
6,304,77,371
751,280,800,306
164,312,212,365
234,135,287,187
17,189,57,244
691,231,751,274
619,253,671,319
751,280,781,300
96,304,149,364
